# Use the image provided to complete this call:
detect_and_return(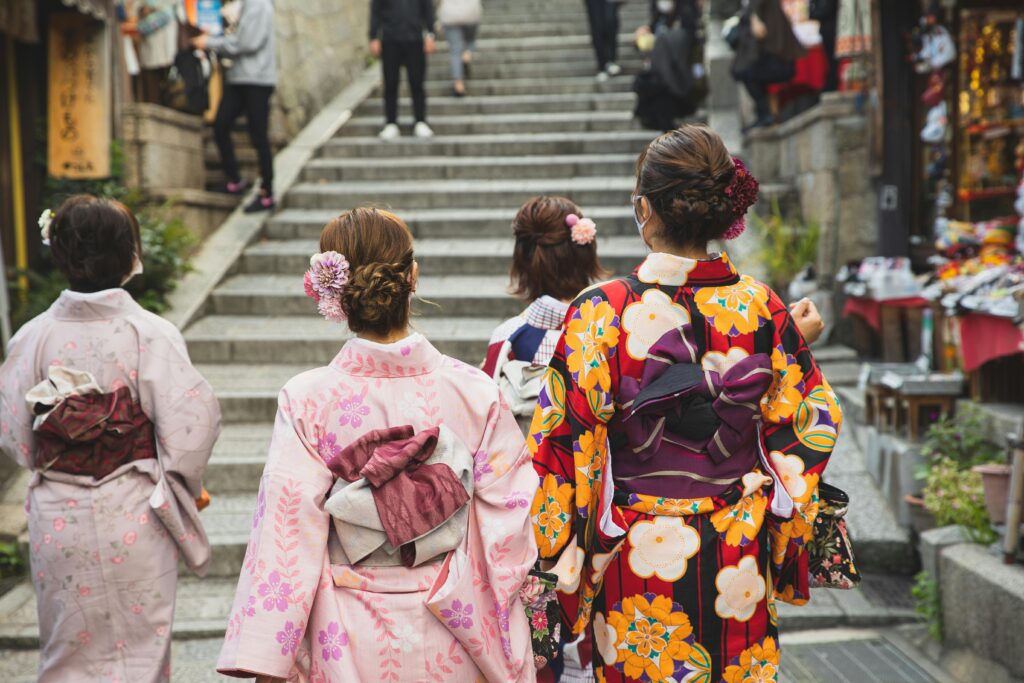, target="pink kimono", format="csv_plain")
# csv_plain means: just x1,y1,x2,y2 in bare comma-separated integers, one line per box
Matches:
0,289,222,683
217,333,539,682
